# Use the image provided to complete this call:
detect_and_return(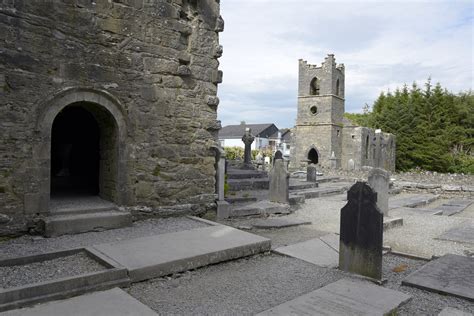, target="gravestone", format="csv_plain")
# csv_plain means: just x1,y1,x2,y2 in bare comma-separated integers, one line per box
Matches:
241,128,255,168
269,159,289,204
339,182,383,280
348,158,355,170
402,254,474,301
307,163,317,182
368,167,390,216
329,151,338,169
274,150,283,161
